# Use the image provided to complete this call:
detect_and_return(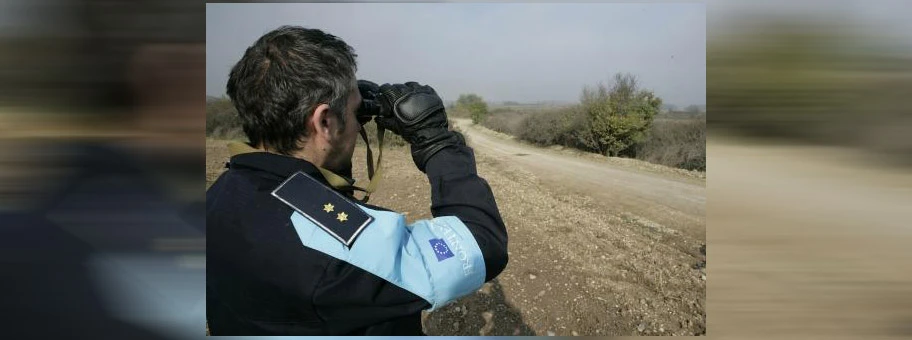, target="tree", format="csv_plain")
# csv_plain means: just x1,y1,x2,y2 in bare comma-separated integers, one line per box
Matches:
456,93,489,124
582,73,662,157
